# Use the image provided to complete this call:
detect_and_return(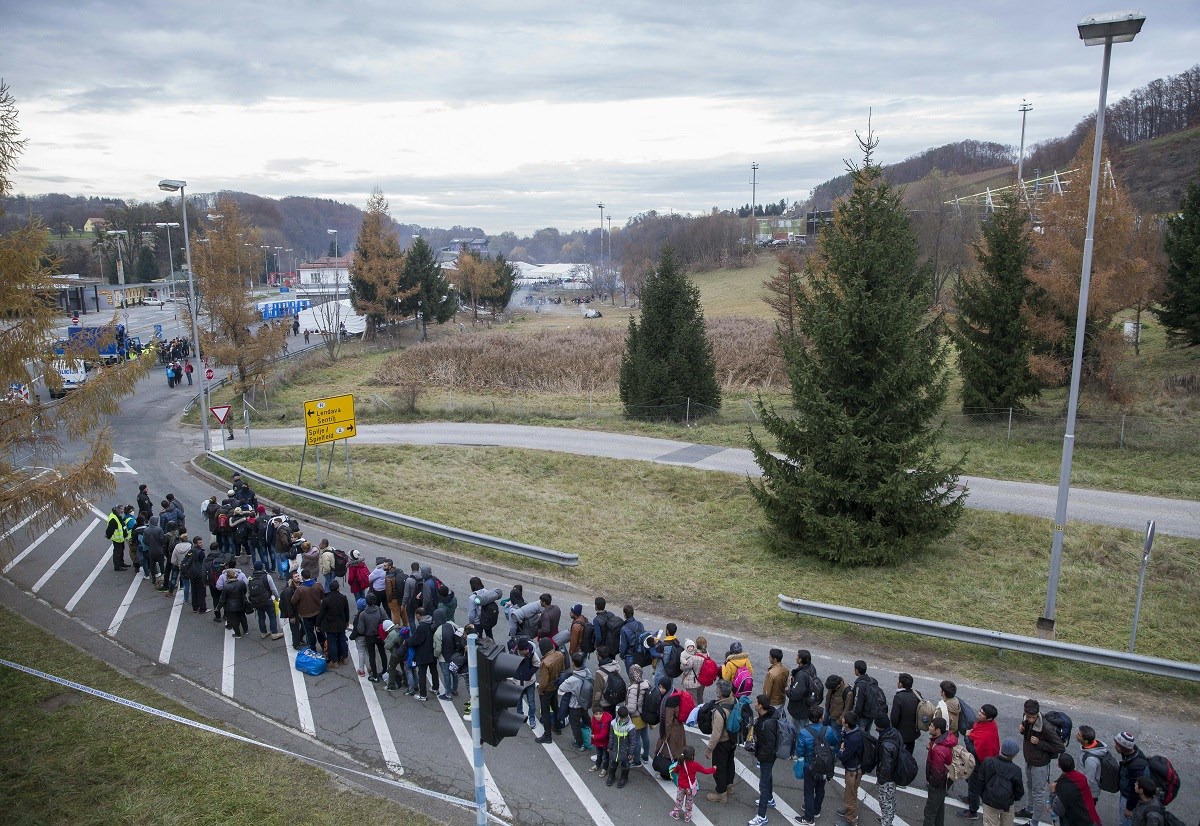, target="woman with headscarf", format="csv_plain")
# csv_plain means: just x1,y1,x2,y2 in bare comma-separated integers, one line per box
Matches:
680,638,705,705
625,664,652,766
